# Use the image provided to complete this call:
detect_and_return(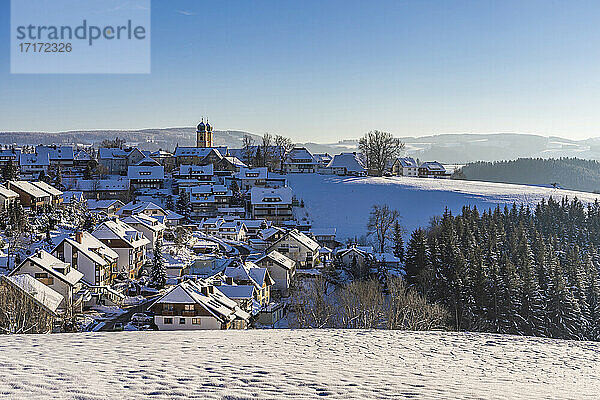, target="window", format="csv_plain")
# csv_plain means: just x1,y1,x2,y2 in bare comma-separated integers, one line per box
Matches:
164,317,173,324
192,318,201,325
184,304,194,311
163,304,174,311
179,318,186,324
